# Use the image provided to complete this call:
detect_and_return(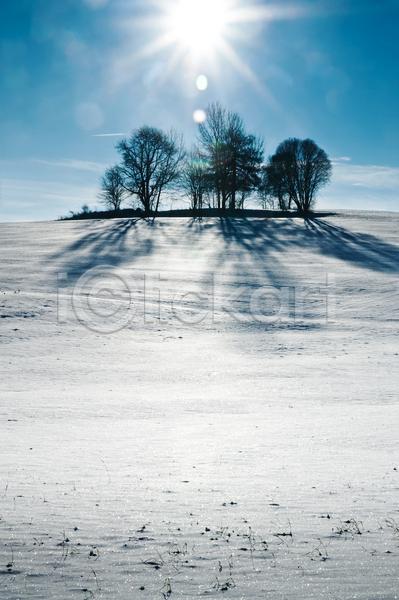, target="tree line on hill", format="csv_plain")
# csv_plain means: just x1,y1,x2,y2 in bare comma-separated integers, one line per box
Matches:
98,102,332,216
